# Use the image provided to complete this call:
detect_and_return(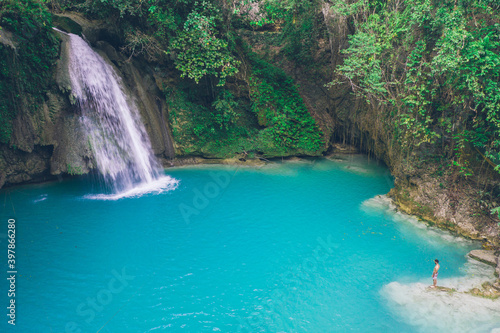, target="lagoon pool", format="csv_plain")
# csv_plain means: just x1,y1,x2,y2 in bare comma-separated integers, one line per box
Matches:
1,156,498,332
